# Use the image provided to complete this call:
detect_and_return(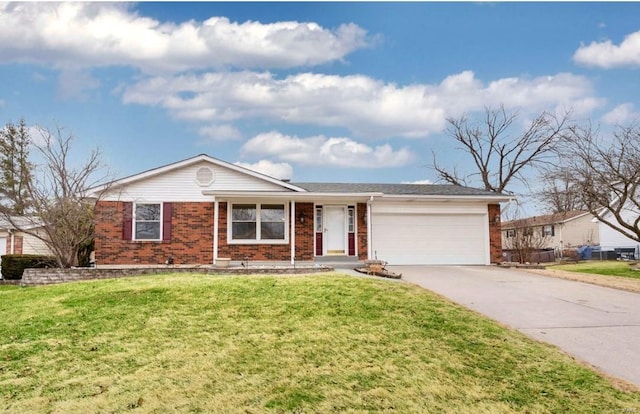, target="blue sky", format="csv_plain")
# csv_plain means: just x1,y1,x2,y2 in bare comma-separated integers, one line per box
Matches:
1,2,640,207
